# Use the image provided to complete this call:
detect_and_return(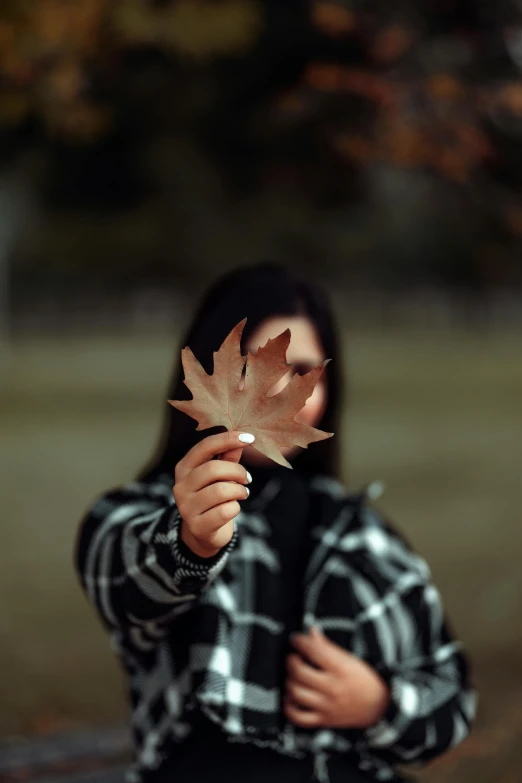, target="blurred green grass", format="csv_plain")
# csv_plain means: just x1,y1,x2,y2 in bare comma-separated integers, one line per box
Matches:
1,325,521,742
